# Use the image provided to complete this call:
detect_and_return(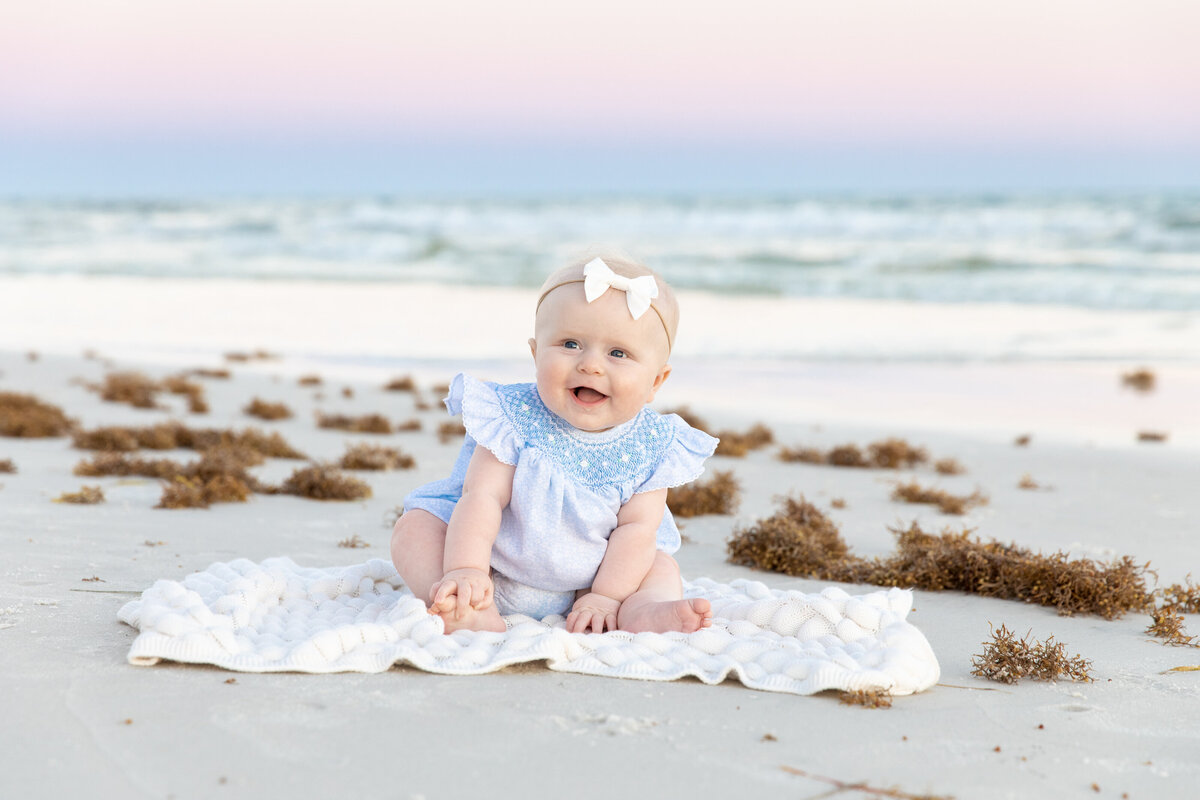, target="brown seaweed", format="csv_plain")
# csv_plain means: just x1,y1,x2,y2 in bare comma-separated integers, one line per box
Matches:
1159,577,1200,614
727,498,1152,618
161,374,208,414
71,423,305,459
1146,609,1197,647
666,470,741,517
1121,367,1156,392
55,485,105,504
0,458,15,474
934,458,966,476
867,438,928,469
157,474,253,509
244,397,293,421
1137,430,1168,443
779,438,931,470
0,392,75,437
891,481,987,515
278,464,372,501
339,443,415,471
437,421,467,444
838,689,893,709
776,446,827,465
661,406,710,432
297,374,323,386
970,625,1093,684
316,412,394,434
383,375,416,392
224,350,278,362
94,371,161,409
338,534,370,548
714,423,774,457
189,367,232,379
